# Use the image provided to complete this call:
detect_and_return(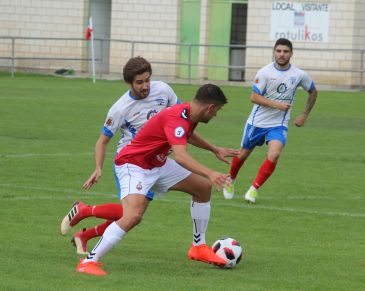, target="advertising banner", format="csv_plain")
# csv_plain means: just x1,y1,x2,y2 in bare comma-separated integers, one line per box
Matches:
270,2,330,42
